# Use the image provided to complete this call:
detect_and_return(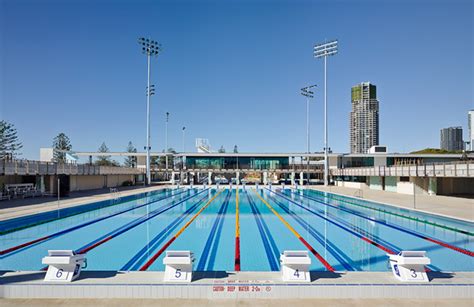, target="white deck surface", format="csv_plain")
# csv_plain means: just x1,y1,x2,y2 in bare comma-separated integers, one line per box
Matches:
1,271,472,299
